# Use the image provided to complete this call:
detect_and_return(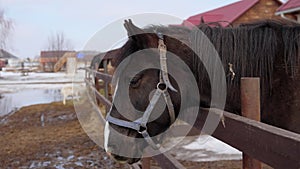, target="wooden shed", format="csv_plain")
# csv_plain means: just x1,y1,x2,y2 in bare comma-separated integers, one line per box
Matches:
0,49,18,70
40,50,74,72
